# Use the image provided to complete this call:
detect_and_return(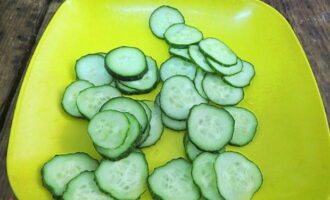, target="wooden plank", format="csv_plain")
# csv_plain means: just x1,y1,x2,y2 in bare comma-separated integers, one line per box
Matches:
263,0,330,118
0,0,329,199
0,0,63,198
